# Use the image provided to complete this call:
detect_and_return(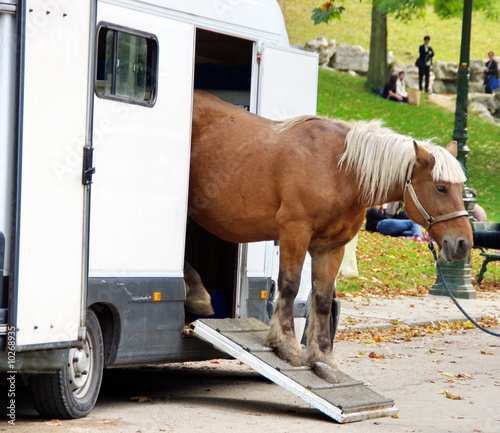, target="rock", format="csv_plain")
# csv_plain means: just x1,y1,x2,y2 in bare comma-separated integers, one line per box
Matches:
432,61,458,80
495,93,500,108
469,102,495,123
468,93,496,110
469,81,486,93
470,59,486,82
332,44,369,73
432,79,456,94
304,36,336,67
